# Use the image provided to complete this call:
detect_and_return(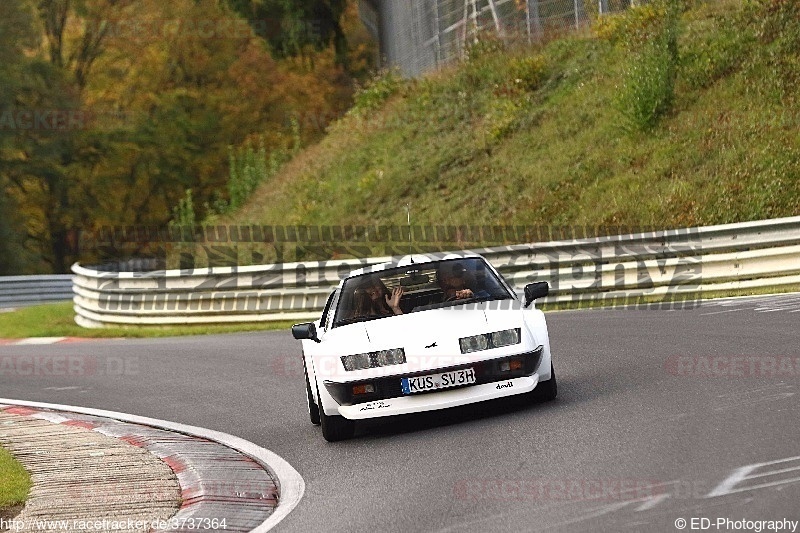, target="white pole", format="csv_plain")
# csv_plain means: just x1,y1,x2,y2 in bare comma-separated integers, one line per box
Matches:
433,0,442,64
574,0,580,29
486,0,505,40
461,0,470,53
471,0,479,42
525,0,532,44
